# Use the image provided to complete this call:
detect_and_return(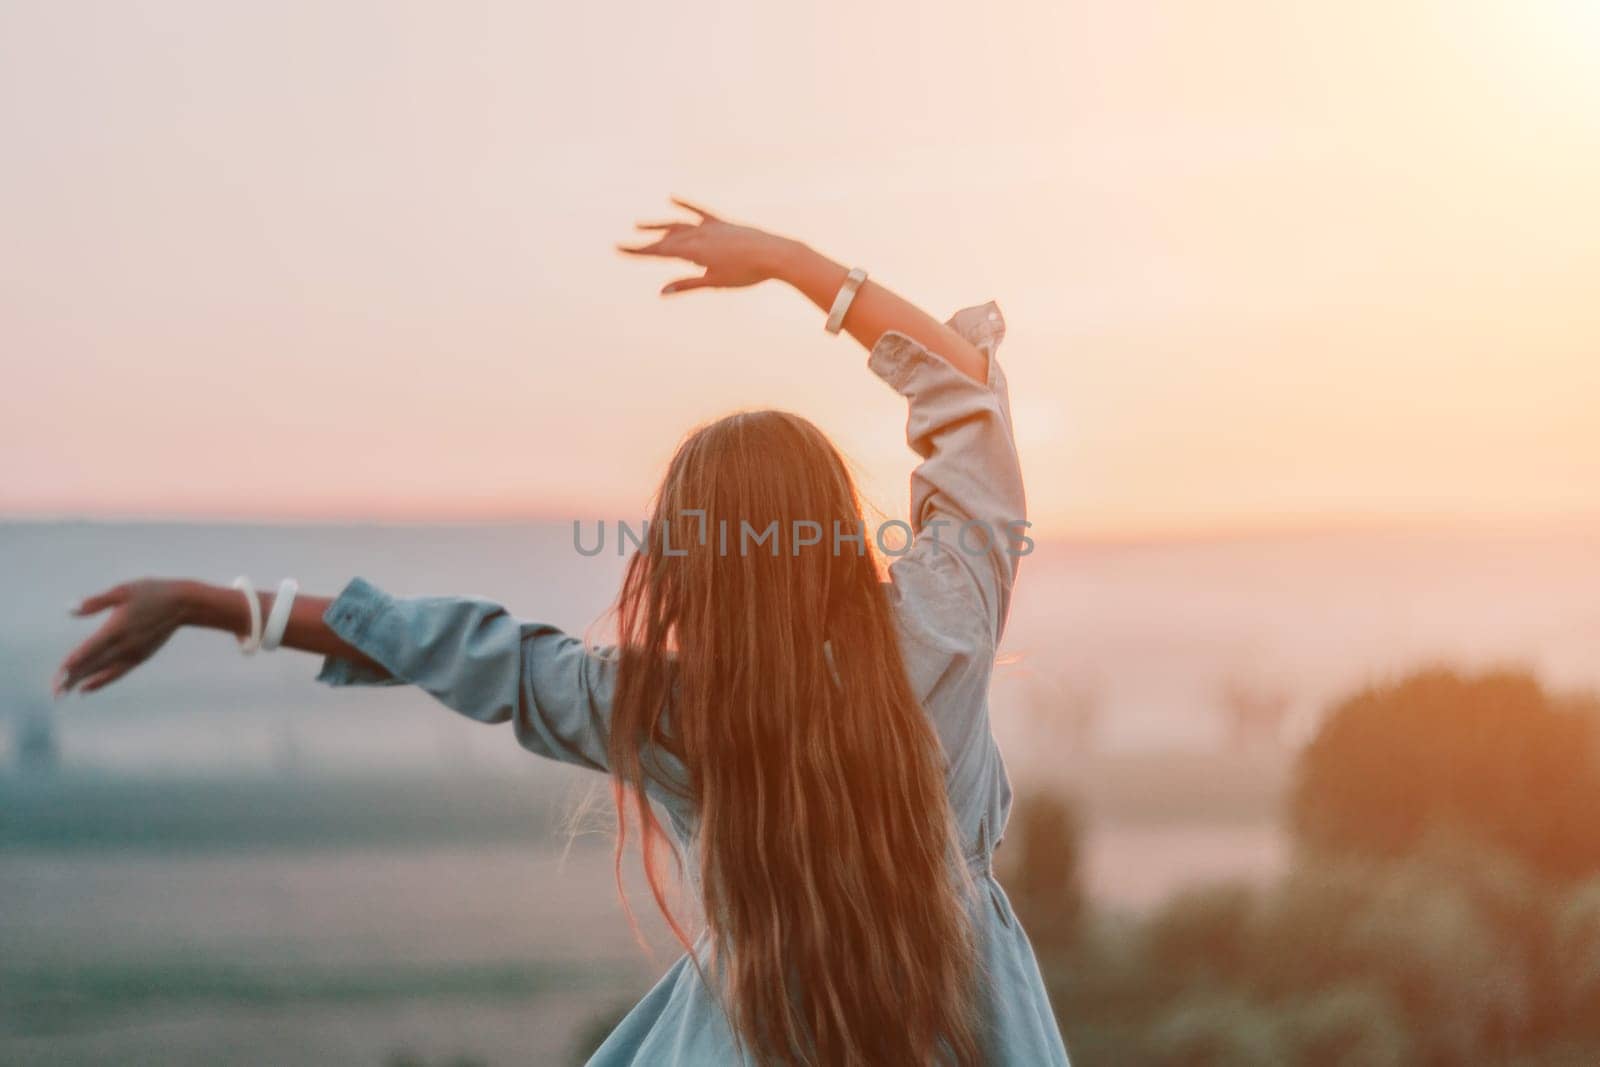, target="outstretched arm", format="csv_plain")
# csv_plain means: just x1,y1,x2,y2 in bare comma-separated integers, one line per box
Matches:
619,199,988,383
56,576,622,777
55,579,378,695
